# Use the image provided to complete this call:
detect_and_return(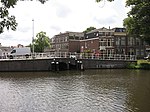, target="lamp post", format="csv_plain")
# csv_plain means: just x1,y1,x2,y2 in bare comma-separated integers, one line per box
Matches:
32,19,34,57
